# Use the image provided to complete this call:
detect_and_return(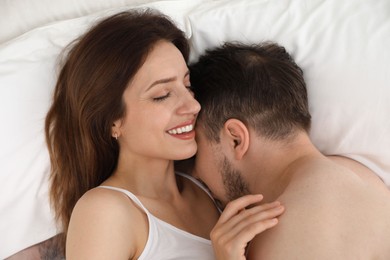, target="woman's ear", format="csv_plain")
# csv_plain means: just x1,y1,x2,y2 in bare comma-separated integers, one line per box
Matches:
111,119,122,139
222,119,250,160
